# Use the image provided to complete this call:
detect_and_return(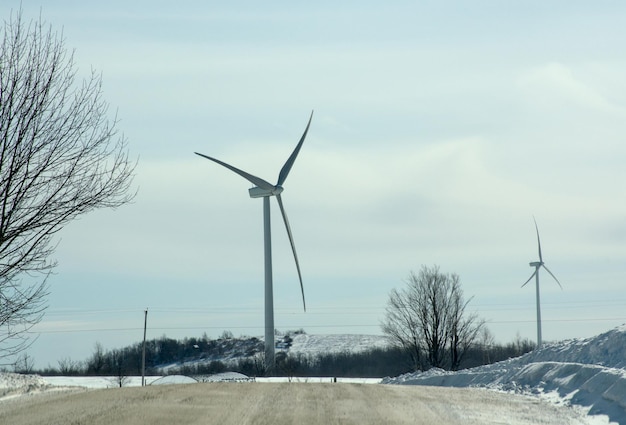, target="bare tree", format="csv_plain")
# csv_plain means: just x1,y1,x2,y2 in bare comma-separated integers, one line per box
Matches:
381,265,484,371
447,279,485,370
381,286,424,371
86,342,106,375
478,327,495,364
13,351,35,373
57,357,83,375
109,349,130,388
0,10,136,359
